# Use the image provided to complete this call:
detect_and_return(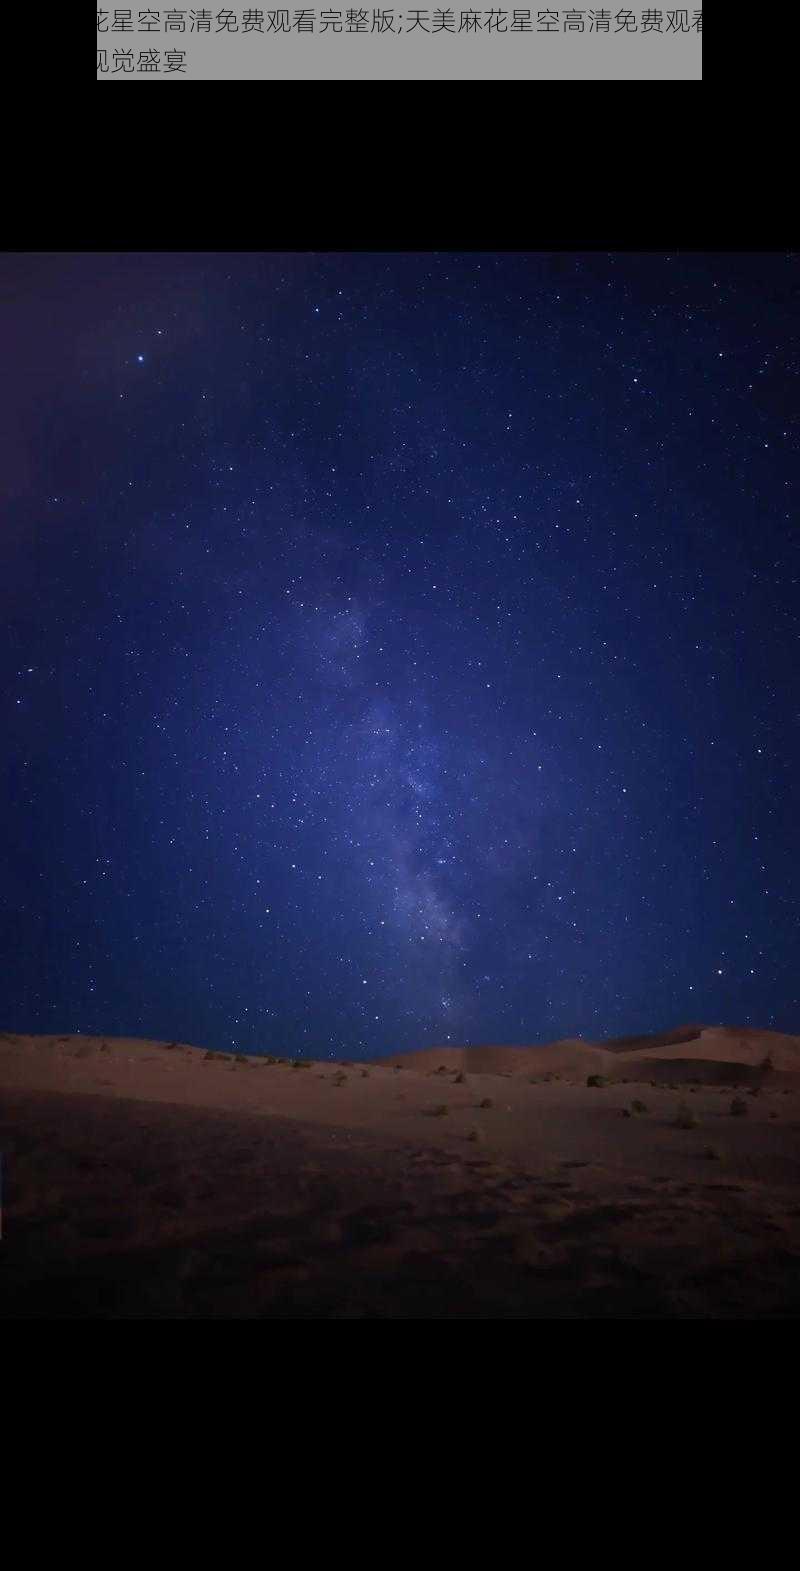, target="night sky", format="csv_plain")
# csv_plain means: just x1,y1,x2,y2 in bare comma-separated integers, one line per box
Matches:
2,251,797,1059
